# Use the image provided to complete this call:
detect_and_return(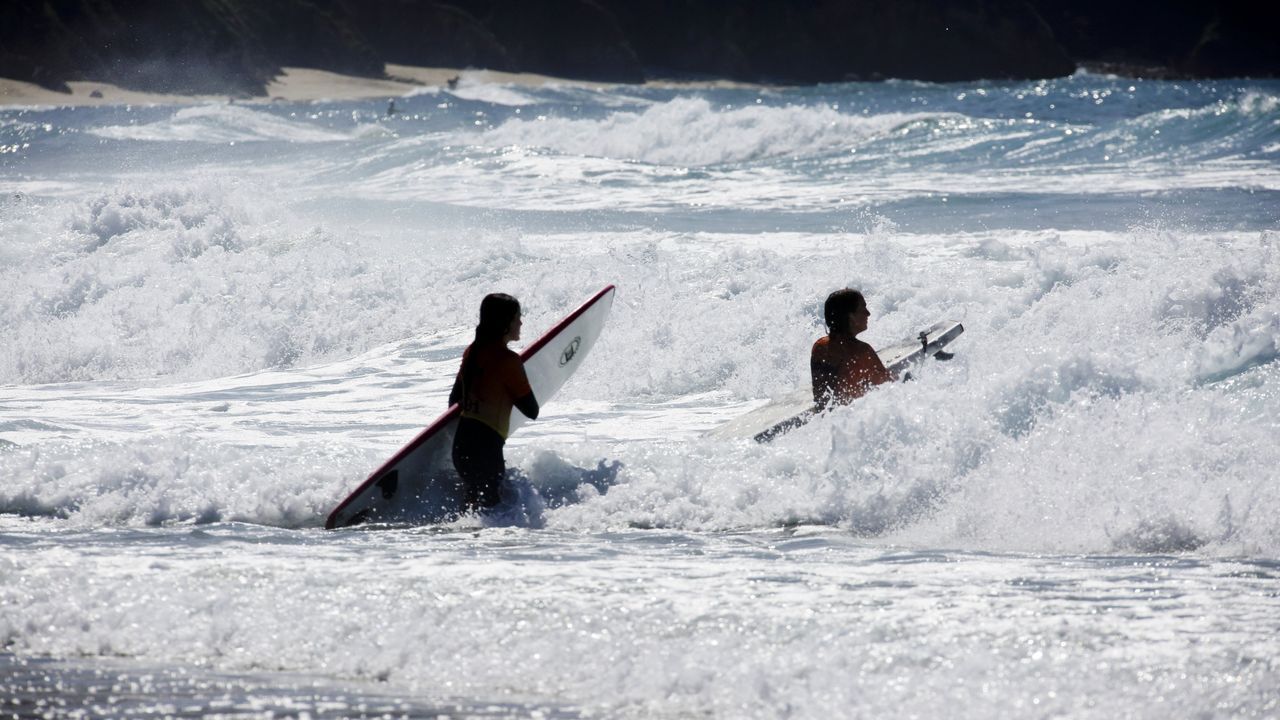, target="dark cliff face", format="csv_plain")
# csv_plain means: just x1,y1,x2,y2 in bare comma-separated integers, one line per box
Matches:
598,0,1074,83
331,0,514,72
1028,0,1280,78
806,0,1073,82
1182,3,1280,79
480,0,645,83
105,0,383,94
2,0,1275,96
347,0,645,82
1,0,382,95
